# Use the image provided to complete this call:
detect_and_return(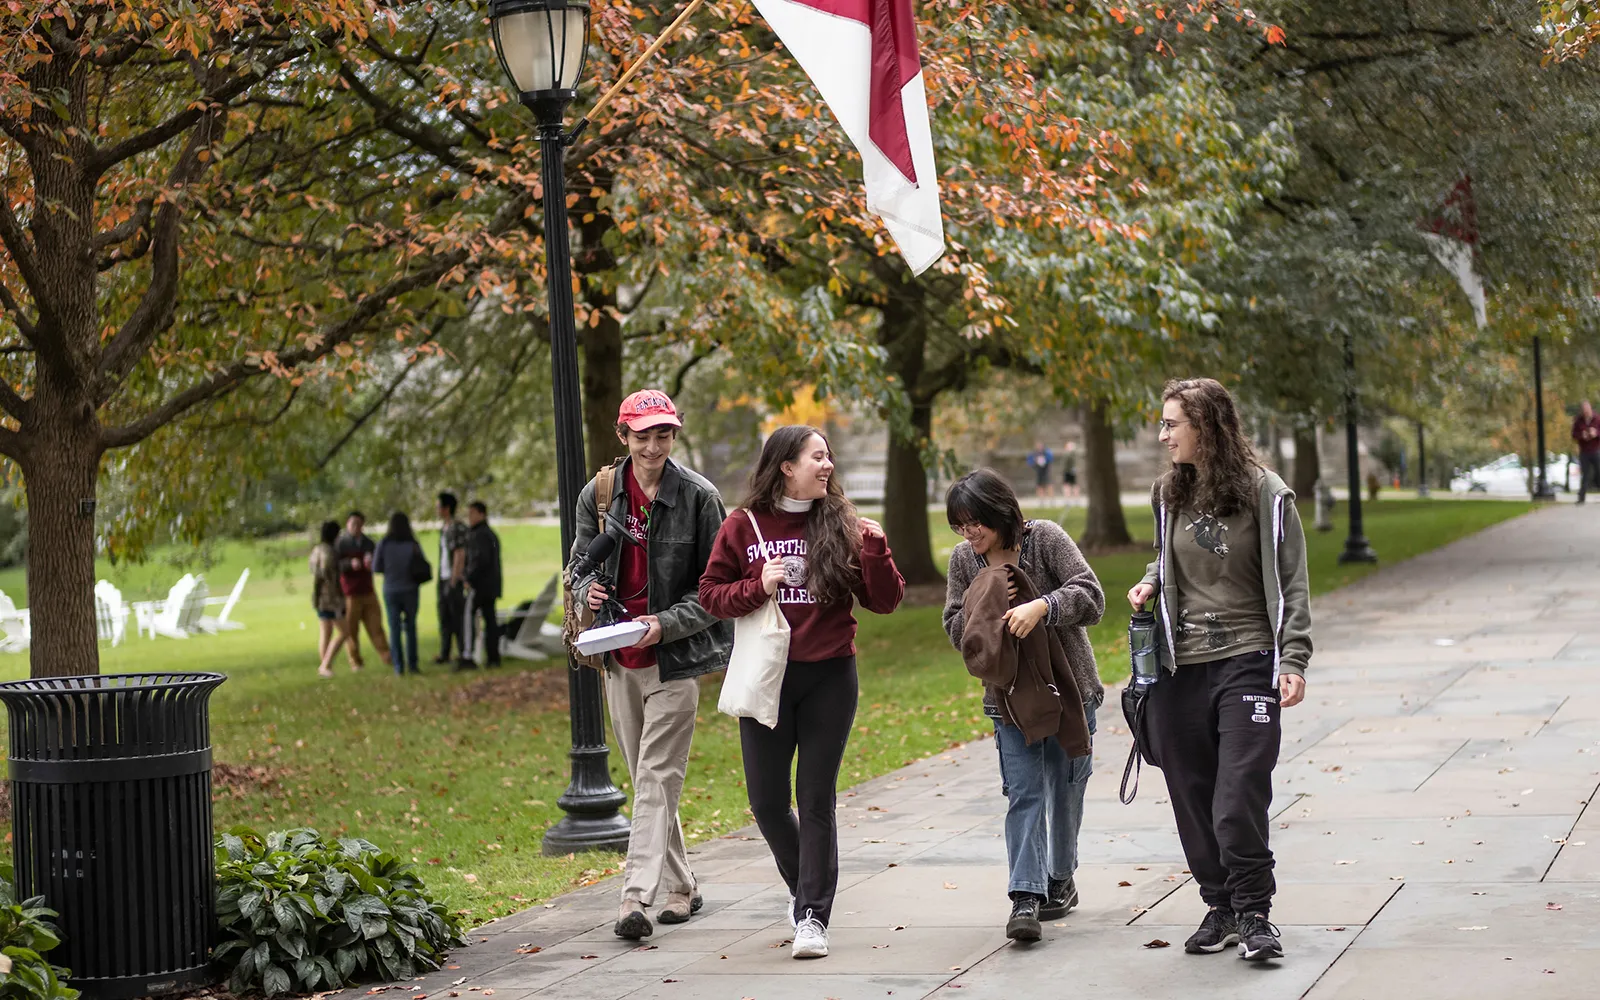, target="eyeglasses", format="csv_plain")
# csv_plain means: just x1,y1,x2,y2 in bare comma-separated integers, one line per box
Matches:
1158,419,1191,433
949,522,984,537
